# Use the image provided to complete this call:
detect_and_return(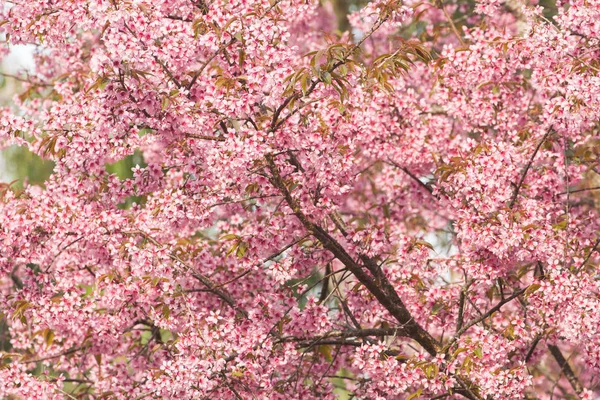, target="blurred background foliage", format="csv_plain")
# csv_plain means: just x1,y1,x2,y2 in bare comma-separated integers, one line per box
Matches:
0,74,55,187
0,75,145,194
